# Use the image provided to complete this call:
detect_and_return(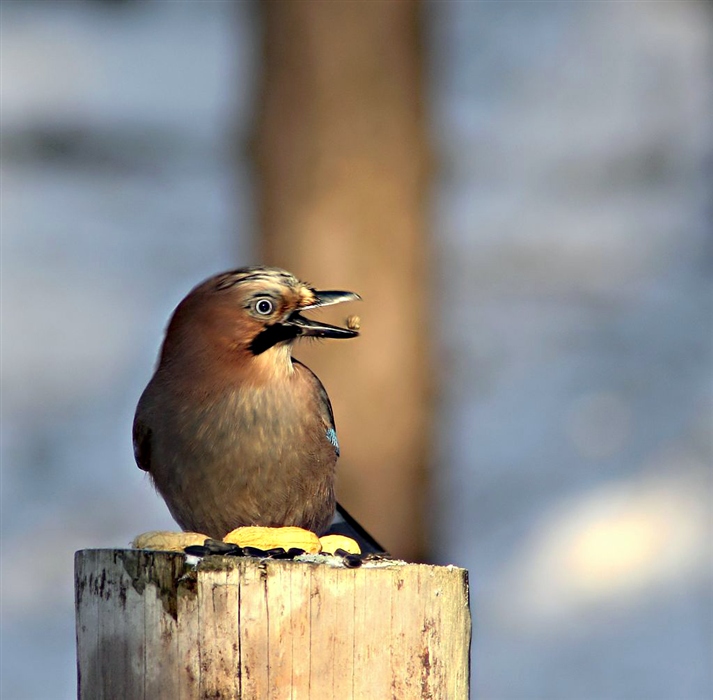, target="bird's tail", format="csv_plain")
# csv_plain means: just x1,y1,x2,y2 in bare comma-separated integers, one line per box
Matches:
327,503,387,555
